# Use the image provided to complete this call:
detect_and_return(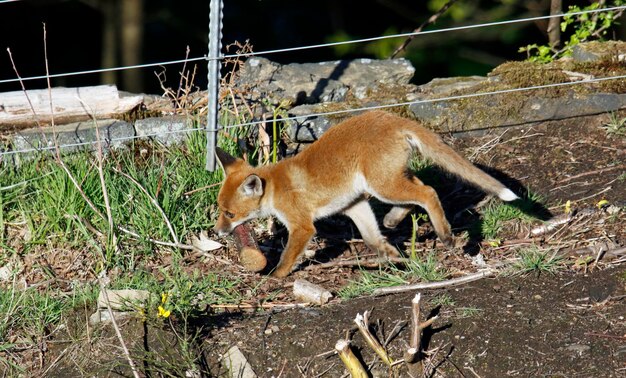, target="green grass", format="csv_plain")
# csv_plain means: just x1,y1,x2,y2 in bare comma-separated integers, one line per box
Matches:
512,246,563,275
478,191,543,240
0,129,229,269
338,253,448,299
603,112,626,137
430,293,455,307
0,116,254,374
